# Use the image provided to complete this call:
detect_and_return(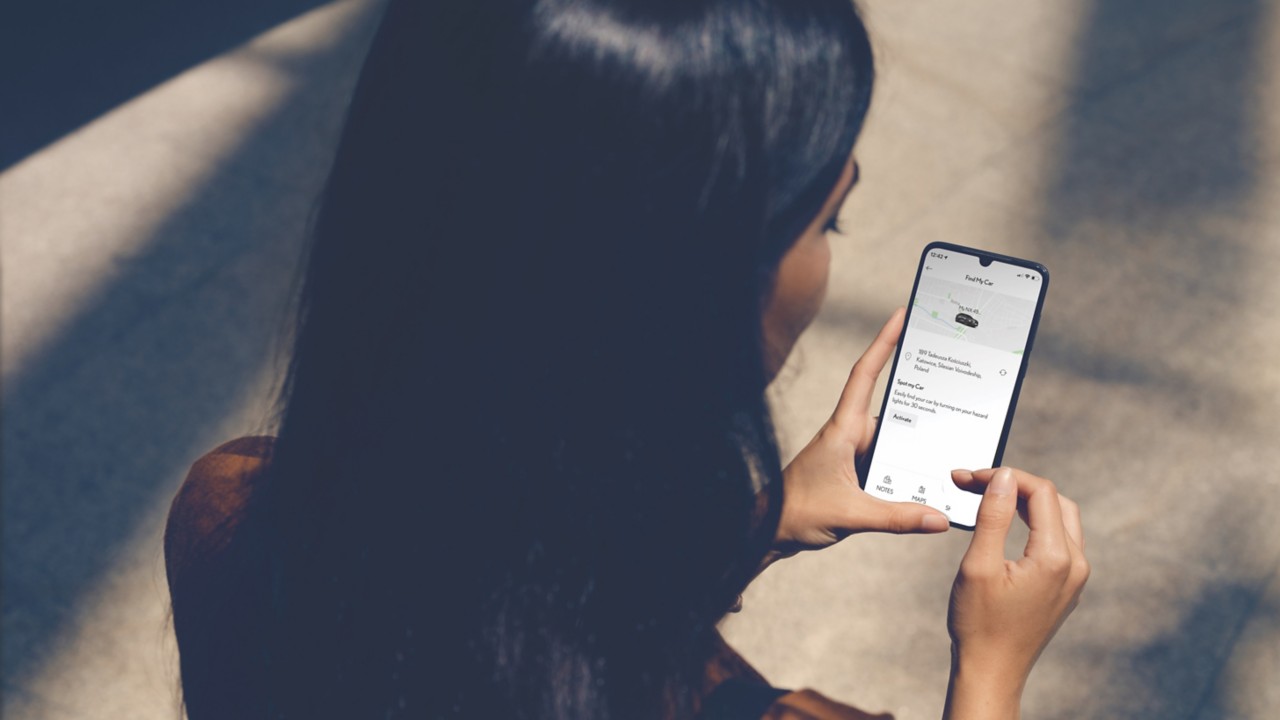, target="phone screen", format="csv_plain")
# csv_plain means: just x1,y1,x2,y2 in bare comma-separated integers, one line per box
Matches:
863,243,1048,529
